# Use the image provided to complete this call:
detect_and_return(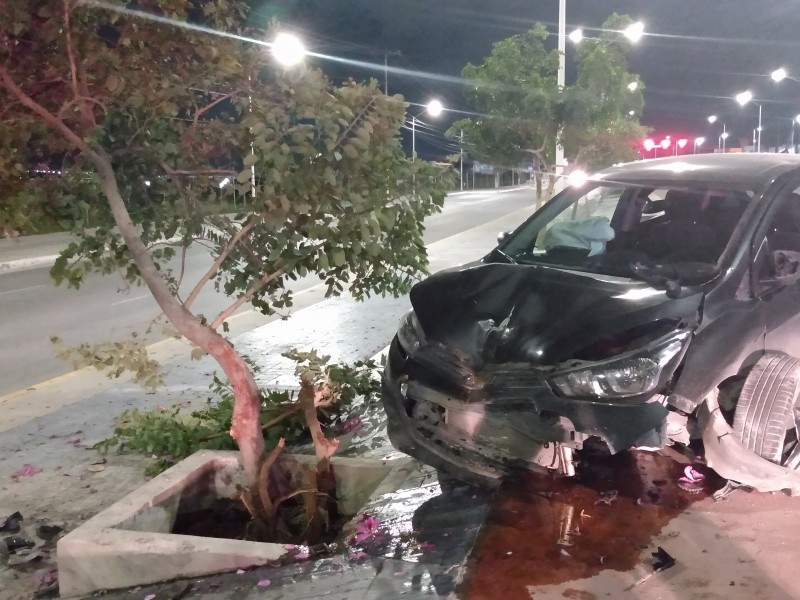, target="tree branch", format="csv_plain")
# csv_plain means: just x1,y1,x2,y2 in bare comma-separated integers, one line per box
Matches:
192,90,241,126
333,96,377,151
0,65,95,158
210,265,287,330
183,219,255,311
